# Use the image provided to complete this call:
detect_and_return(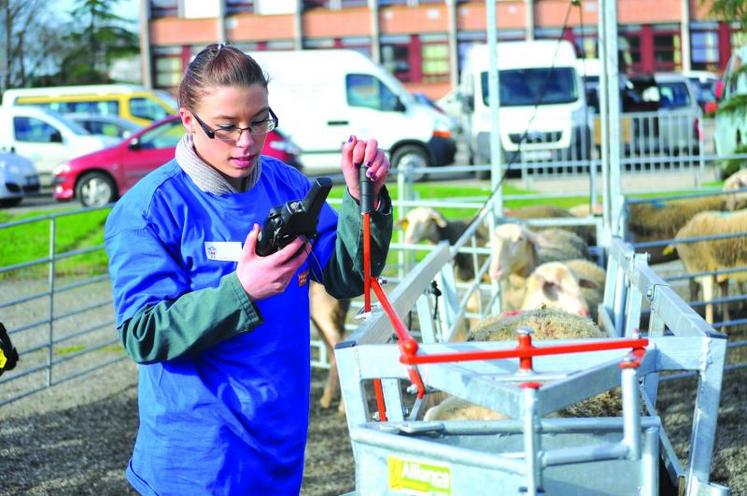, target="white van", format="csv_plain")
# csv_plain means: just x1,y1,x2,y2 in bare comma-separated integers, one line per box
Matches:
713,45,747,159
249,49,456,175
0,106,119,183
460,40,590,174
